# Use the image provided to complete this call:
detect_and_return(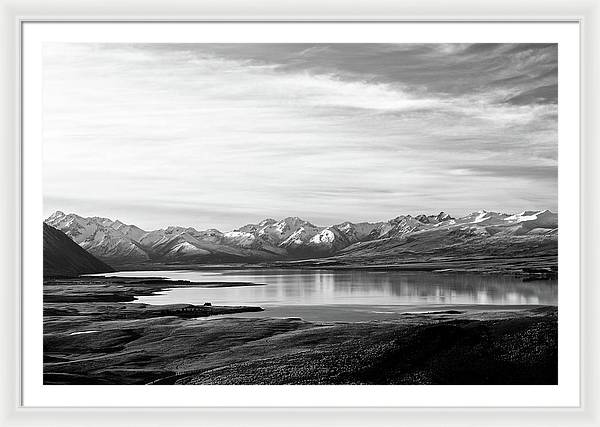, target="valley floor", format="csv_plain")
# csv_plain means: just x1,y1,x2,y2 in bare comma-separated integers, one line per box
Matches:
43,277,558,385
